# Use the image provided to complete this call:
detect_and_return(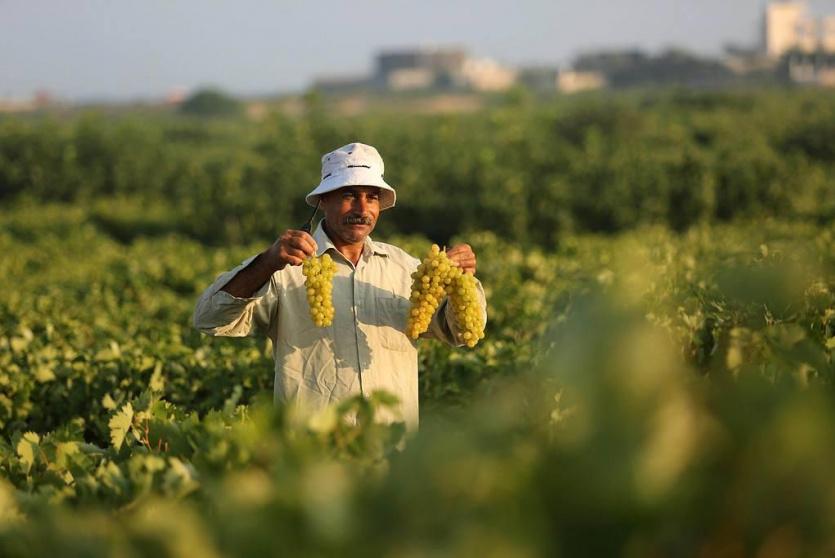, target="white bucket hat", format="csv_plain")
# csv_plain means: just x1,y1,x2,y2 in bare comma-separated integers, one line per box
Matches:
305,142,396,210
